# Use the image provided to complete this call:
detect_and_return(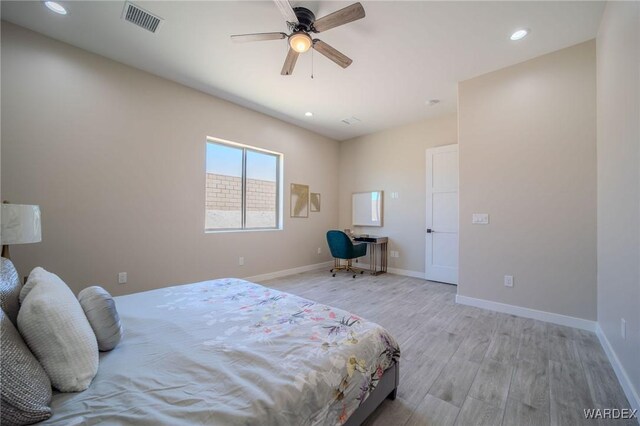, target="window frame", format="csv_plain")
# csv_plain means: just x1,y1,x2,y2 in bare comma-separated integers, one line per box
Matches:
205,137,283,233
